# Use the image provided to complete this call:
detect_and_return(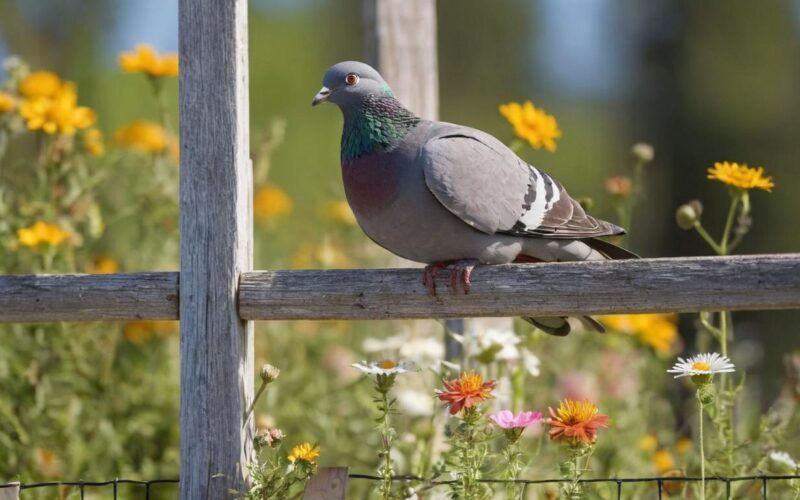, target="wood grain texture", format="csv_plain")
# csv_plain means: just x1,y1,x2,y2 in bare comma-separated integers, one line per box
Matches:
178,0,253,497
303,468,349,500
0,483,19,500
0,273,178,322
239,254,800,320
362,0,439,121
